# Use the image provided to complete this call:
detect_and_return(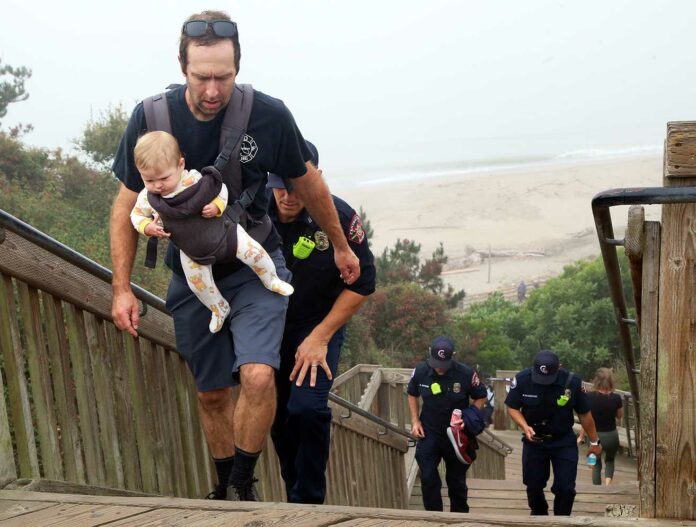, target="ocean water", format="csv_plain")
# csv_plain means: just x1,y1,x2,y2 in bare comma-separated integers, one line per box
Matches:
328,144,662,190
